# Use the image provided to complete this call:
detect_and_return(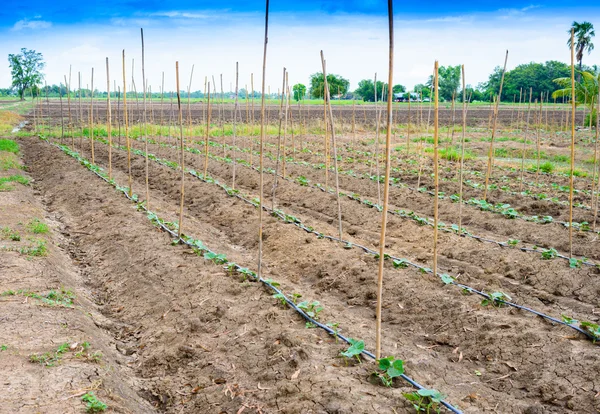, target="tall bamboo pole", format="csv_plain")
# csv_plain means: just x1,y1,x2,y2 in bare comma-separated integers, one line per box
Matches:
204,82,211,178
535,96,543,184
272,67,286,211
568,29,576,257
59,83,64,139
141,28,150,209
519,88,533,191
65,72,73,149
483,50,508,200
591,84,600,229
123,50,132,197
458,65,467,233
251,74,255,166
176,61,186,240
321,51,343,241
90,68,95,163
282,71,290,178
375,0,394,360
257,0,269,279
232,62,239,189
373,73,382,205
106,58,112,179
433,61,440,279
